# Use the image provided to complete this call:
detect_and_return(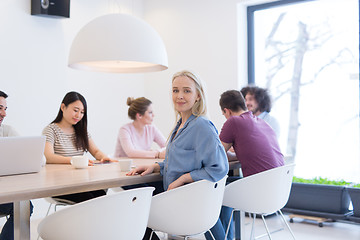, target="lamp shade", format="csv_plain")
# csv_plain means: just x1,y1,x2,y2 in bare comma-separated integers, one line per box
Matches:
68,14,168,73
